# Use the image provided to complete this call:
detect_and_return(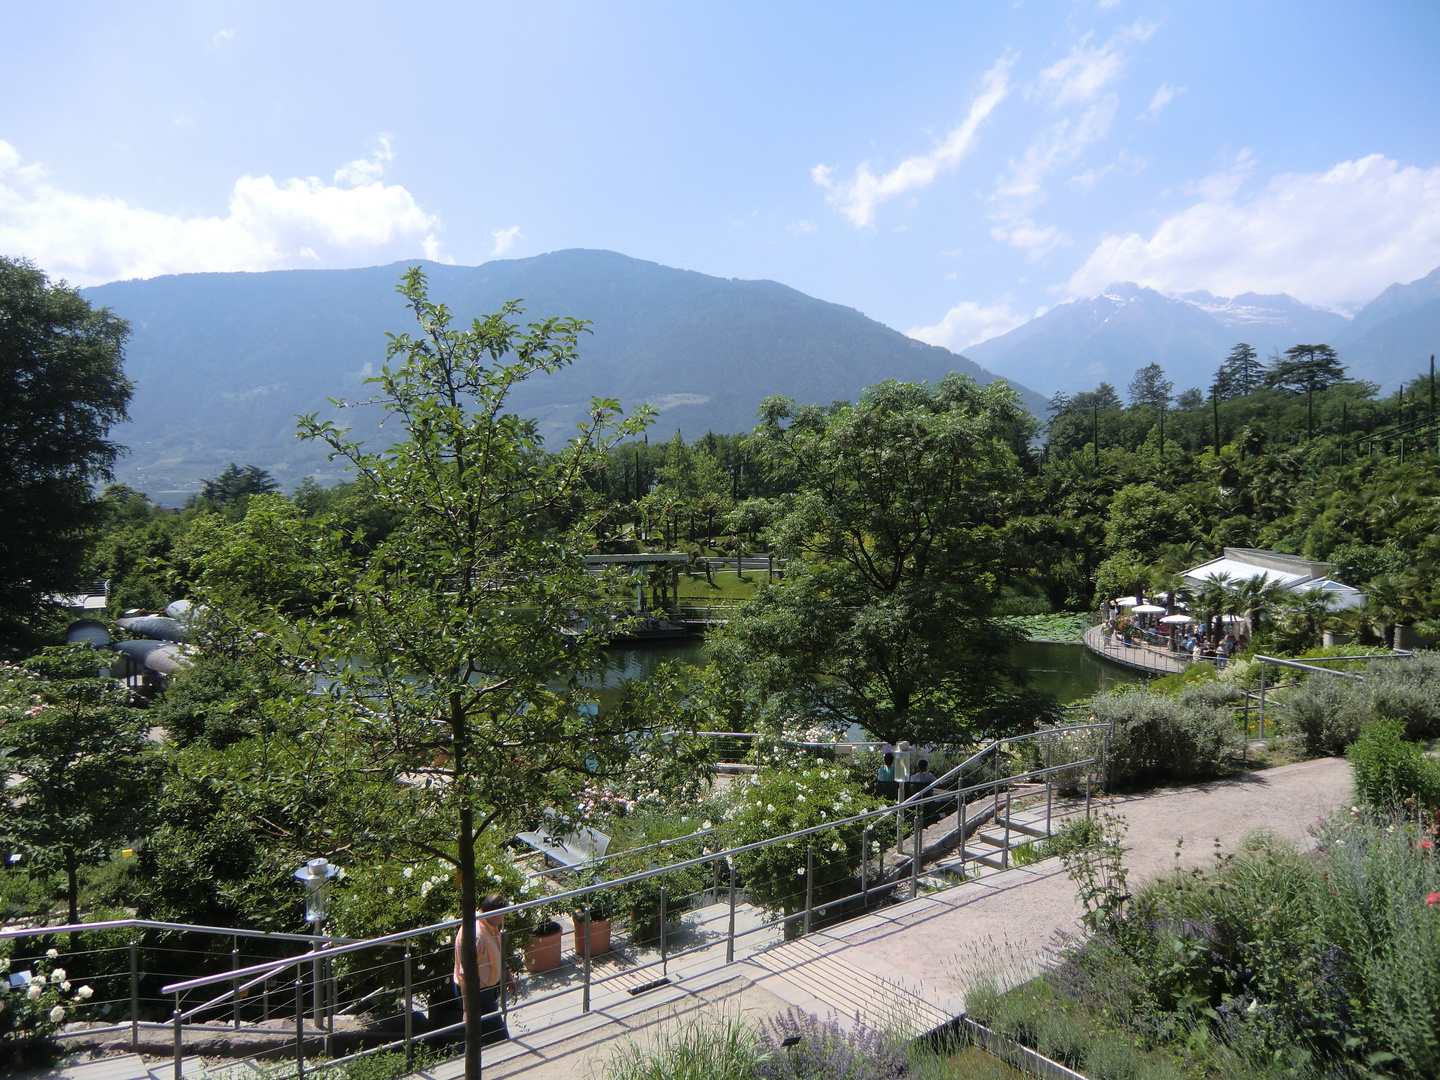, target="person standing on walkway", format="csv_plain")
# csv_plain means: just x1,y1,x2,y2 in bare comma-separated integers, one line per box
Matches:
877,752,898,800
453,892,516,1046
